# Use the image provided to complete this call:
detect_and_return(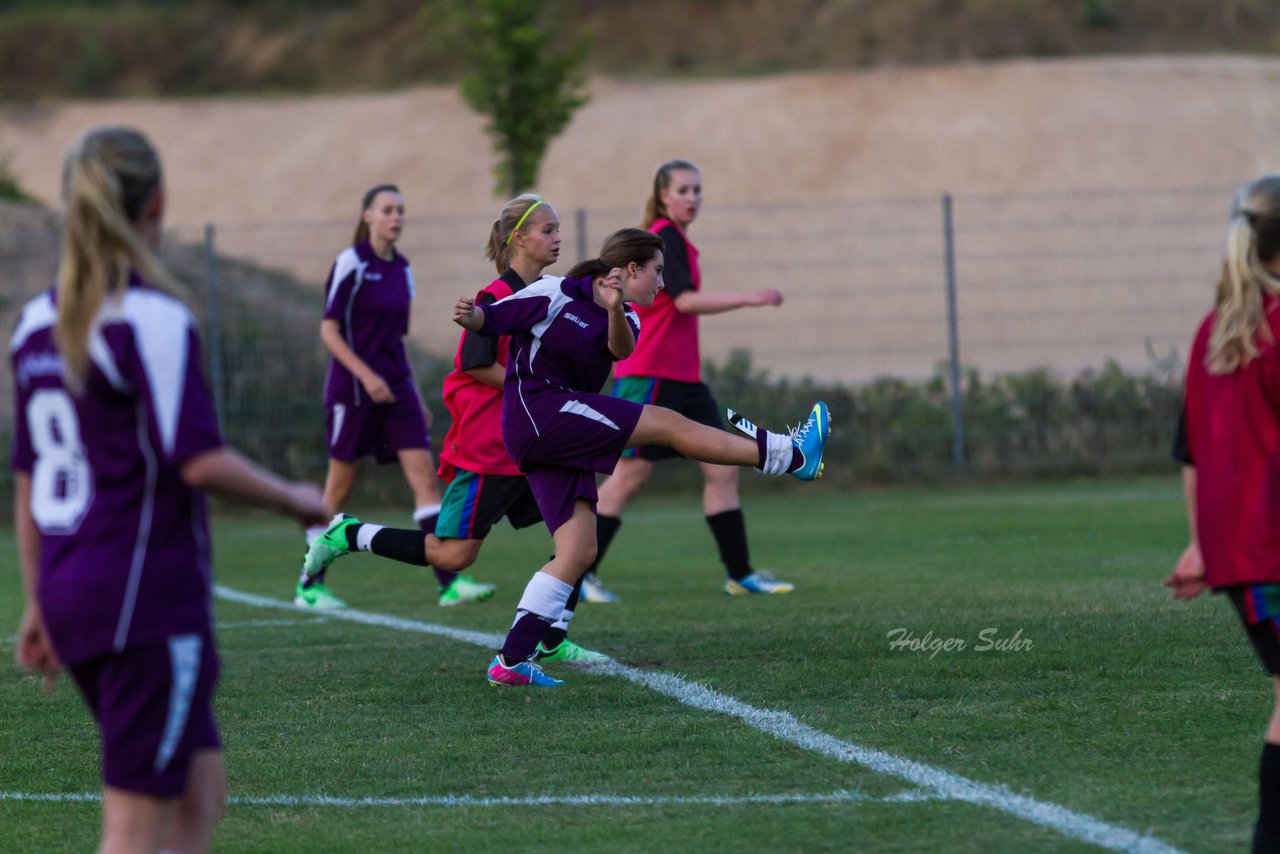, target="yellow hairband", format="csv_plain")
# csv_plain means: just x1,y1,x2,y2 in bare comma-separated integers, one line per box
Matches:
506,200,544,247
